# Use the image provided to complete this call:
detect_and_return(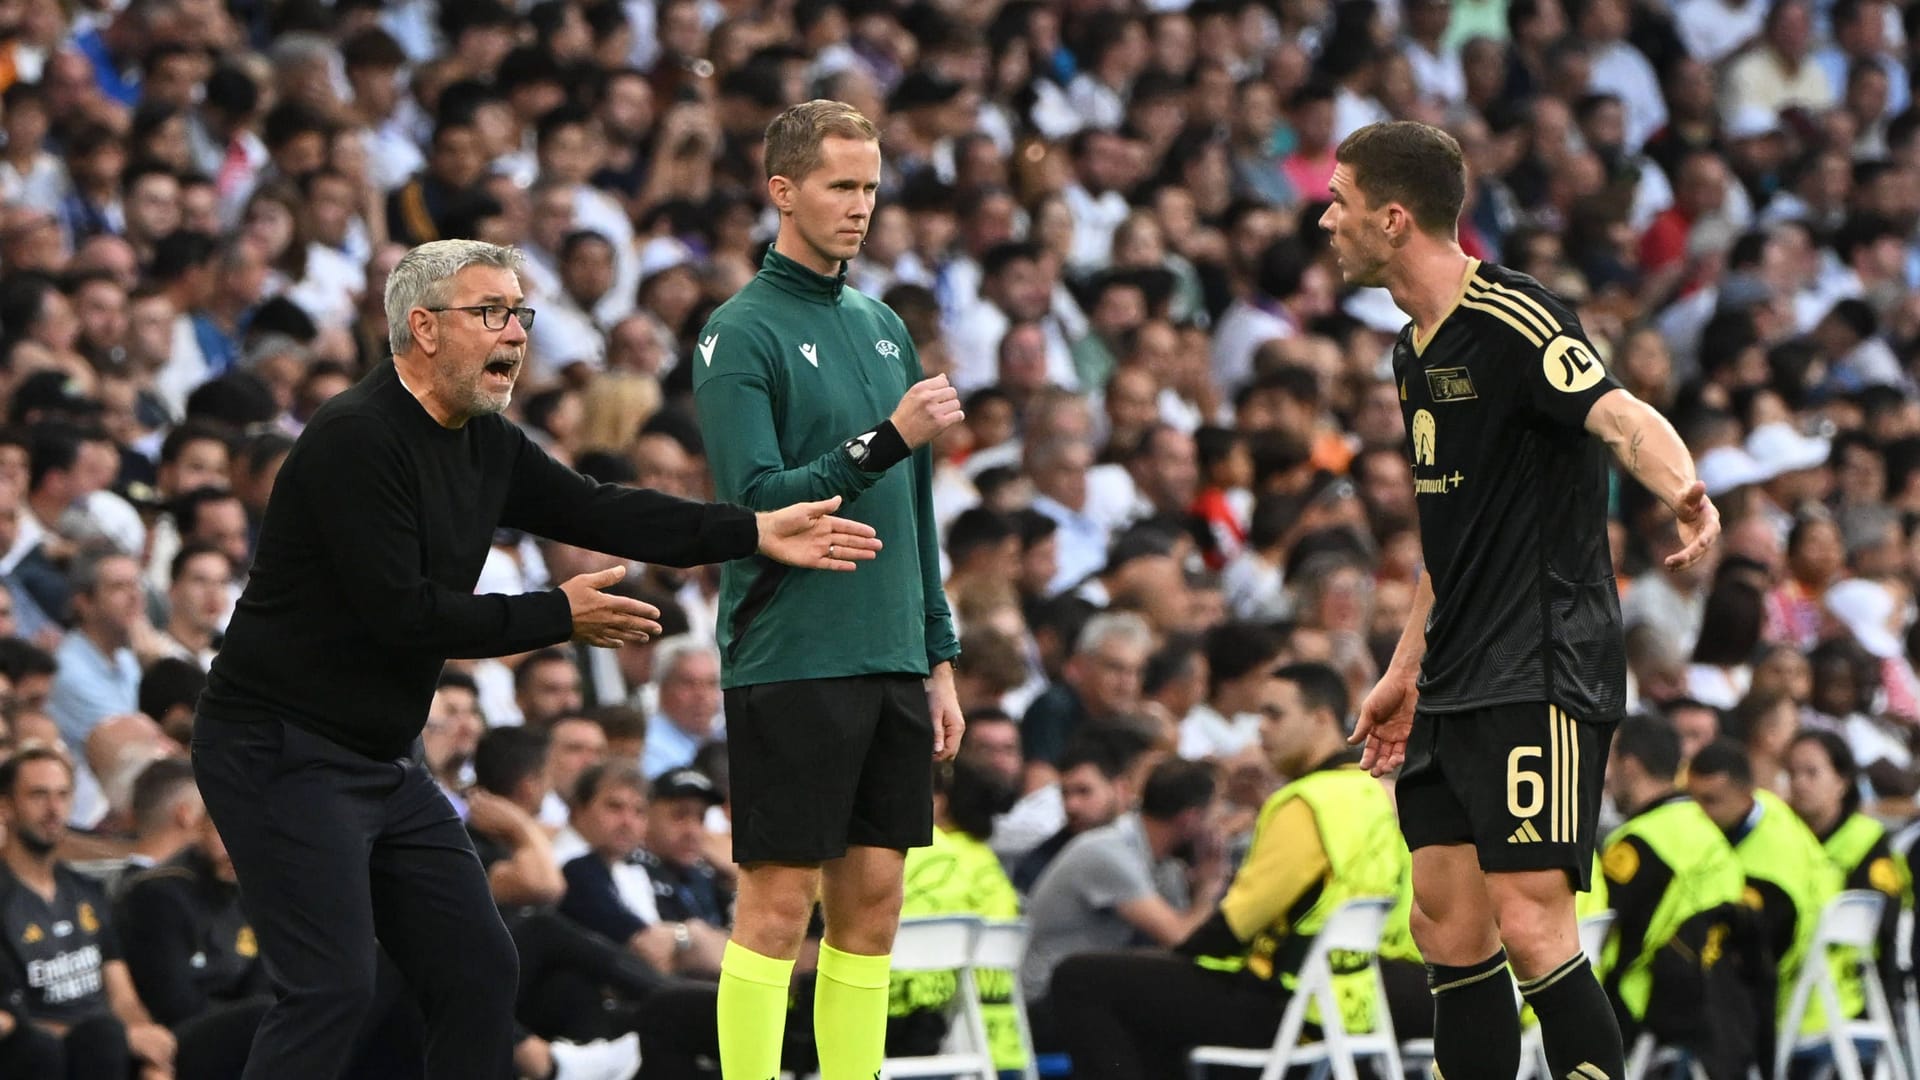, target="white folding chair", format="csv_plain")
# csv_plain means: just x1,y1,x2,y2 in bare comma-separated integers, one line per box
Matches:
1890,821,1920,1076
1898,905,1920,1080
973,919,1040,1080
1580,912,1617,976
1188,896,1404,1080
1774,891,1911,1080
881,915,996,1080
1400,1039,1433,1078
1623,1031,1711,1080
